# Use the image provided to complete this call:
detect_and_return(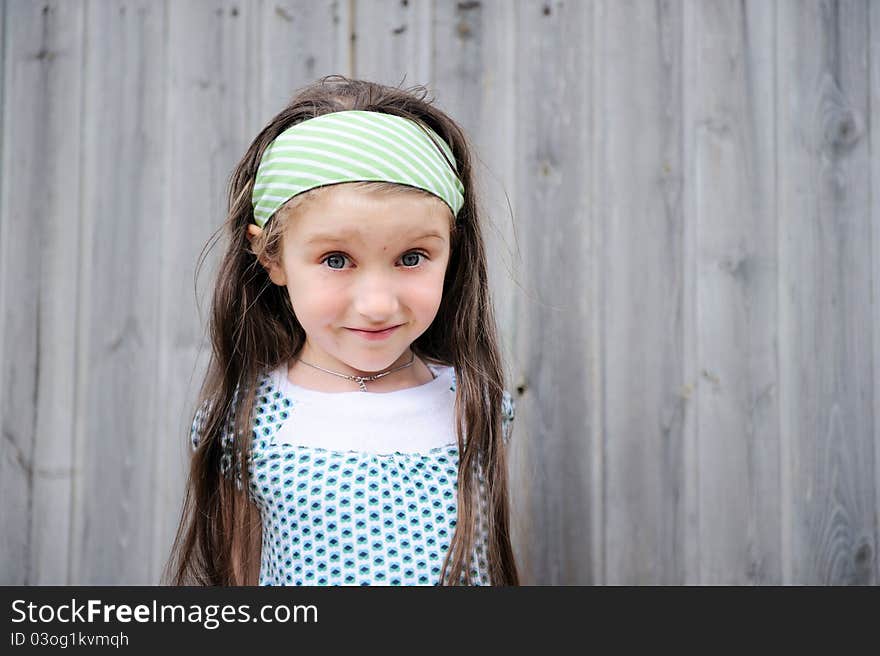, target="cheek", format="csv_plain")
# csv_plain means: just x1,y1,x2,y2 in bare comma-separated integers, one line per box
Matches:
408,272,446,315
285,274,347,322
